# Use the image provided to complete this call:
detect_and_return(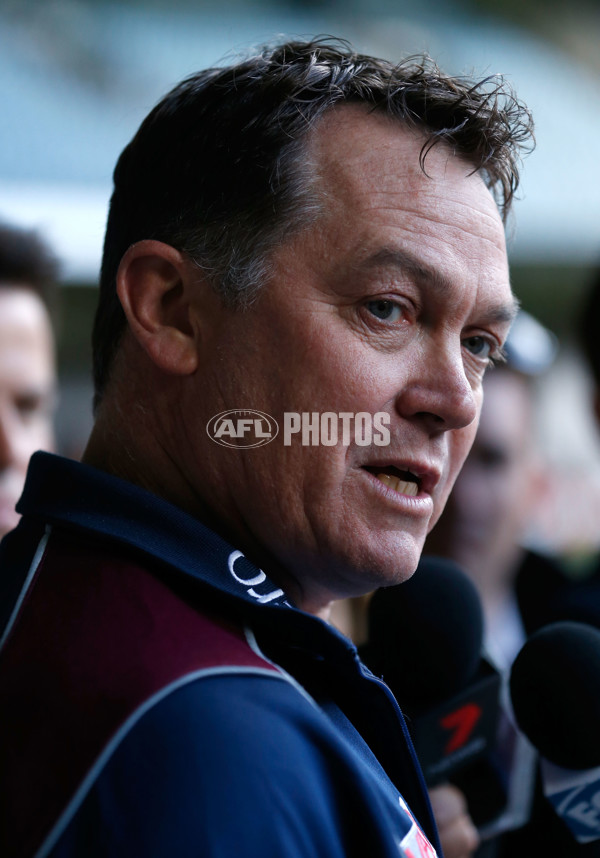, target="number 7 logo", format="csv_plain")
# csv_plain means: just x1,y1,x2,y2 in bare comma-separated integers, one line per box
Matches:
440,703,482,754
